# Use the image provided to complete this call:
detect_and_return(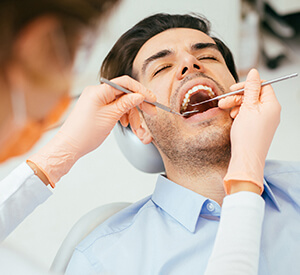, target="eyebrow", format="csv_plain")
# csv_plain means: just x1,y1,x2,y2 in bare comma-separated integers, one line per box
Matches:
191,42,219,52
141,49,172,75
